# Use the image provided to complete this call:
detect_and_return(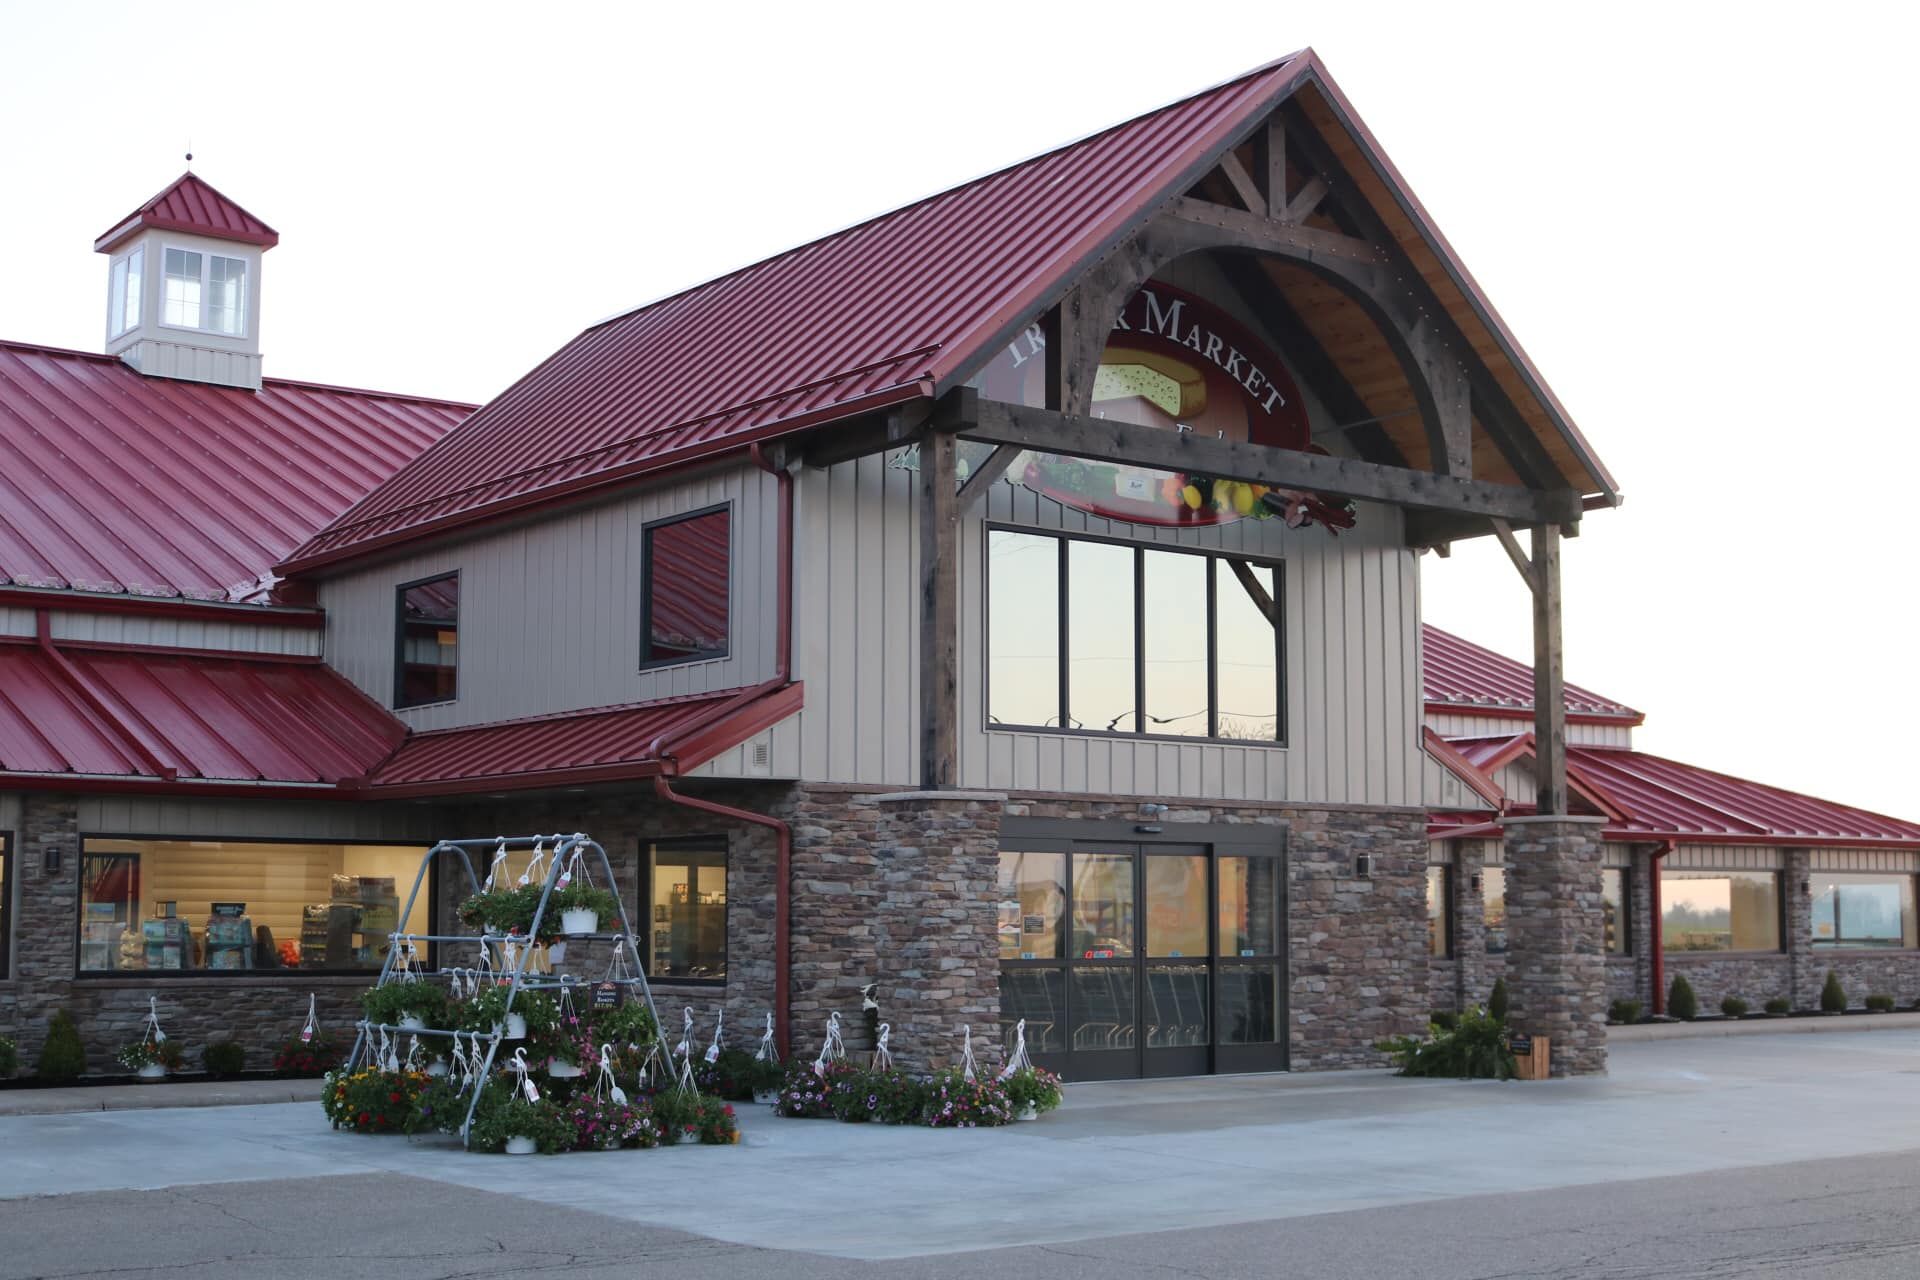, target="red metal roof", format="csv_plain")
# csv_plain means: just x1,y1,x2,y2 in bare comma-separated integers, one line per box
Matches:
281,55,1329,574
0,341,469,601
365,682,803,798
94,173,280,253
0,639,403,787
1438,732,1920,848
1423,624,1639,721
